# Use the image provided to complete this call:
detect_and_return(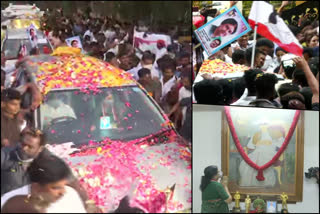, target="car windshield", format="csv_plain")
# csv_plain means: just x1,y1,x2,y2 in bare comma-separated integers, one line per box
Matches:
3,39,52,59
39,86,167,145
